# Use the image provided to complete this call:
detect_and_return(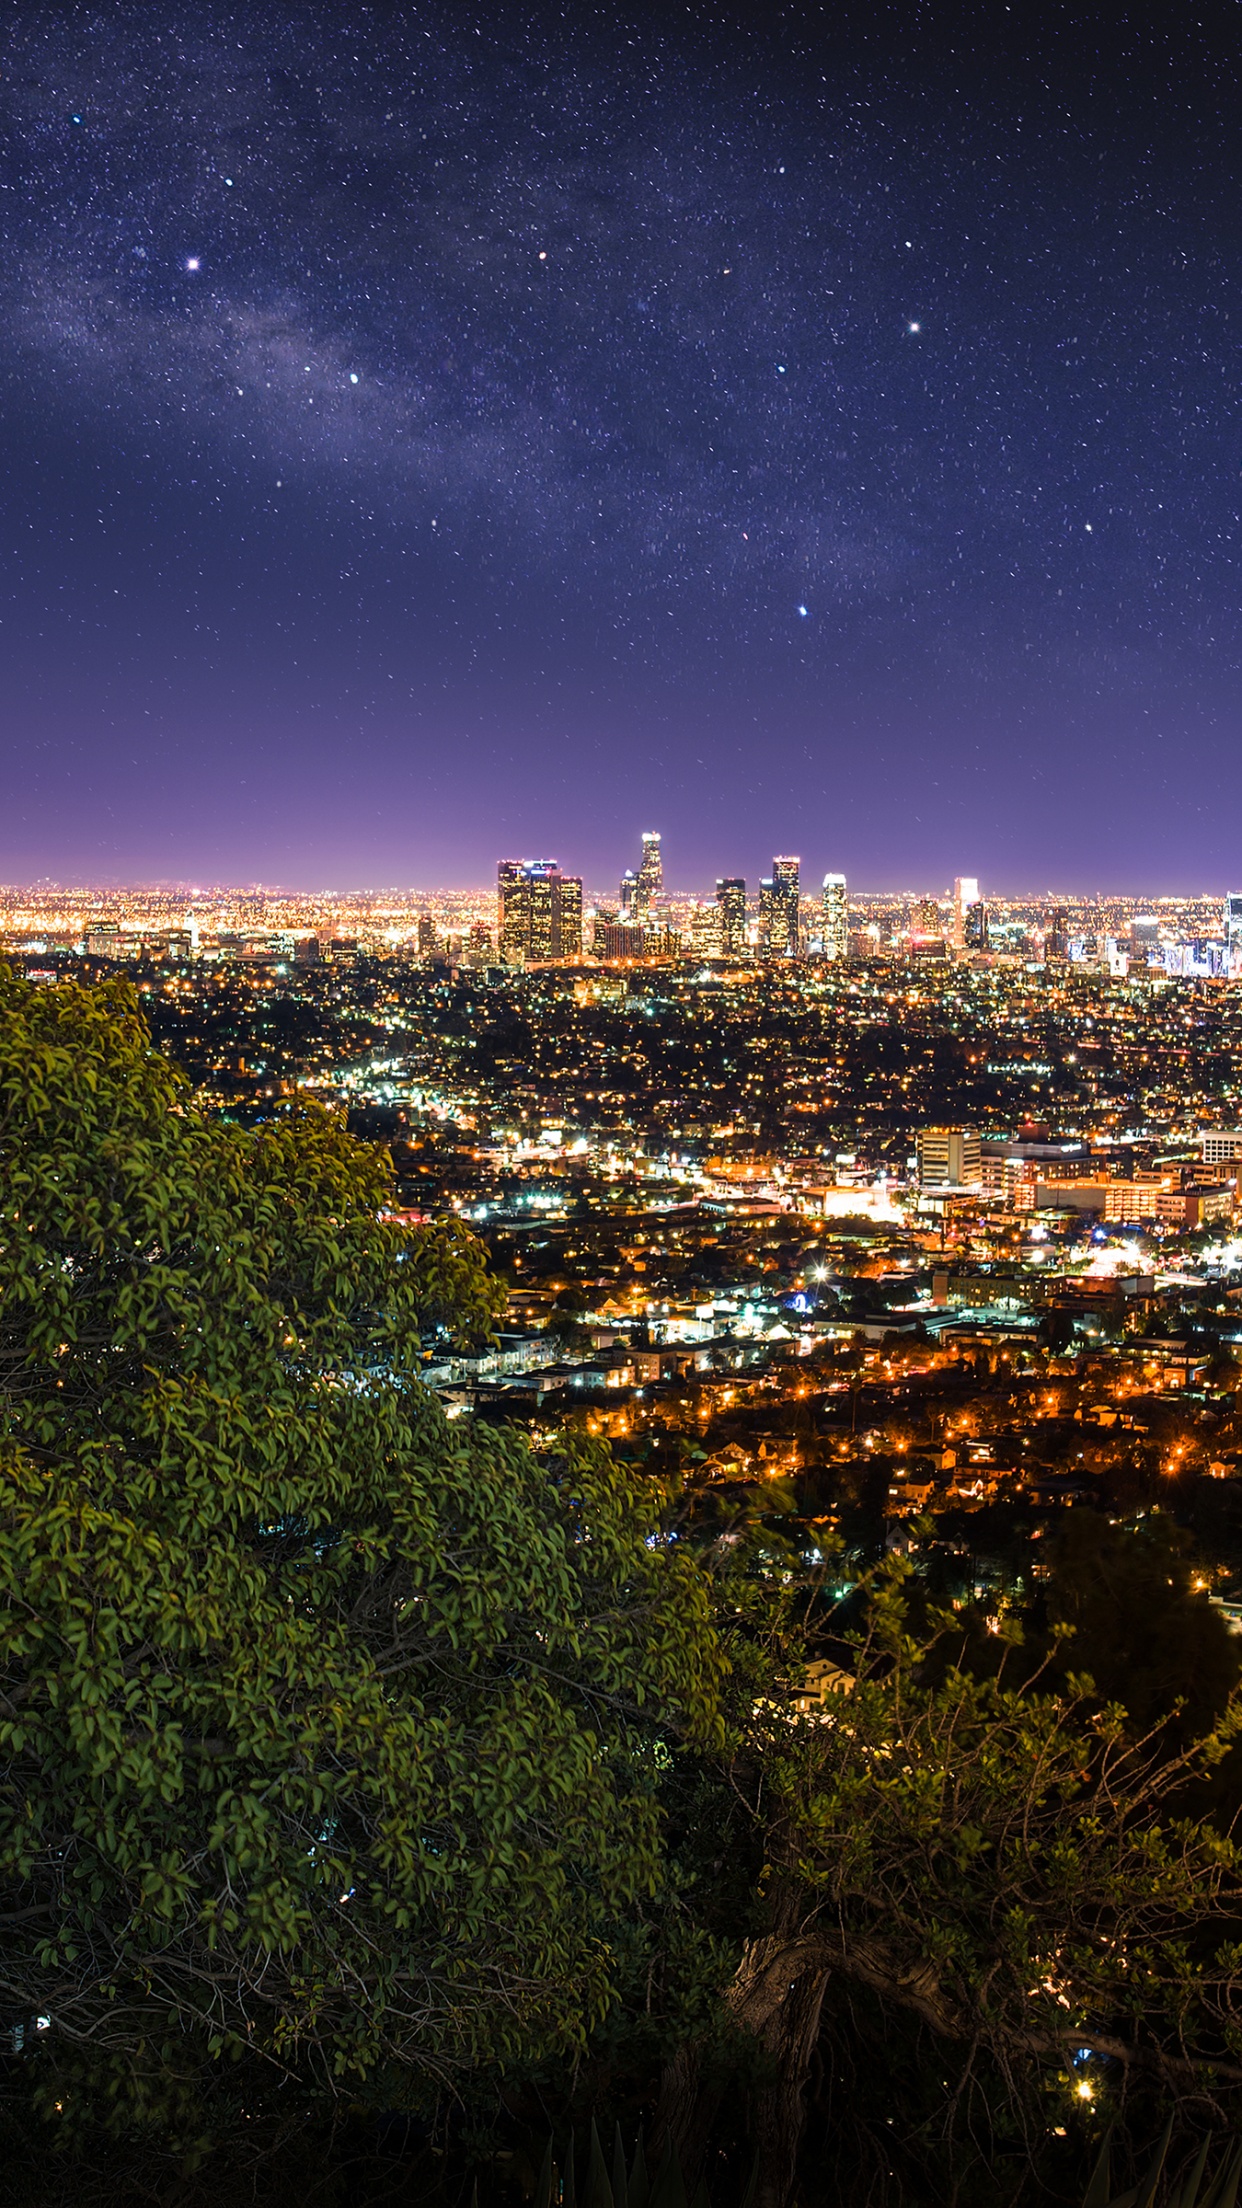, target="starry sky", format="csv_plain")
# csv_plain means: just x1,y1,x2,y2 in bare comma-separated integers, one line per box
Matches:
3,0,1241,893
